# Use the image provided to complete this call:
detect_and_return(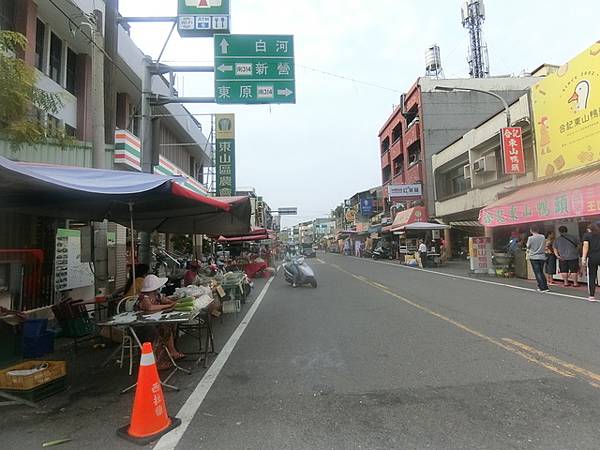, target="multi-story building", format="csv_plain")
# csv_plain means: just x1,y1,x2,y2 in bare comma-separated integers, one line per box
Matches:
0,0,213,307
378,76,541,219
432,93,537,258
